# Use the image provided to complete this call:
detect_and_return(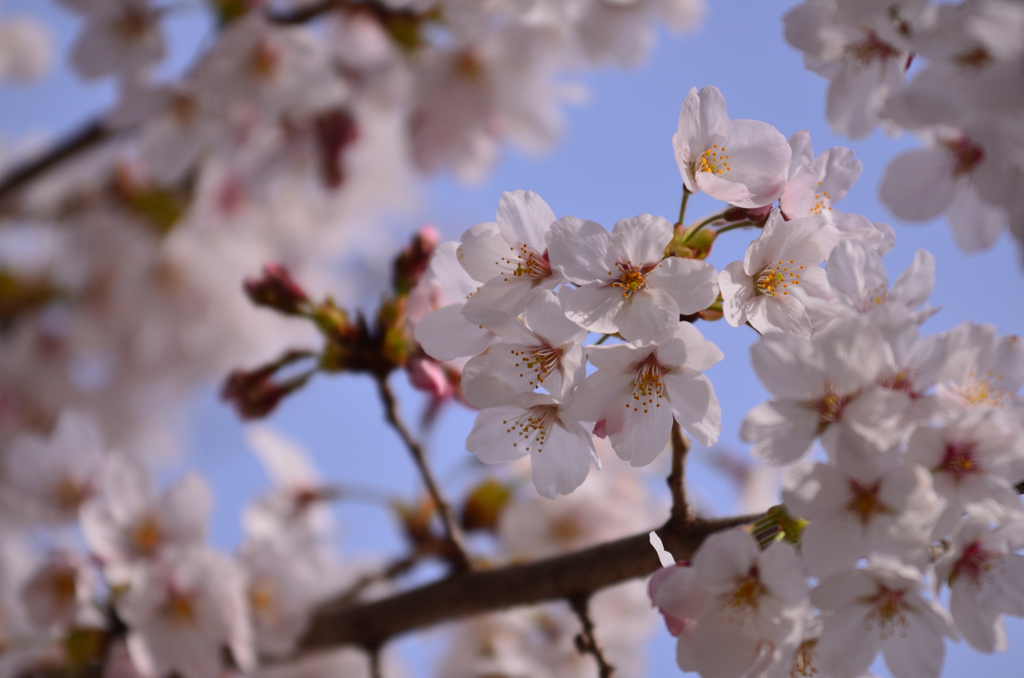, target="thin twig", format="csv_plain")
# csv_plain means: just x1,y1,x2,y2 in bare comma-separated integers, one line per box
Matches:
299,513,761,652
568,595,616,678
667,422,694,527
676,186,690,226
374,375,471,572
267,0,344,23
